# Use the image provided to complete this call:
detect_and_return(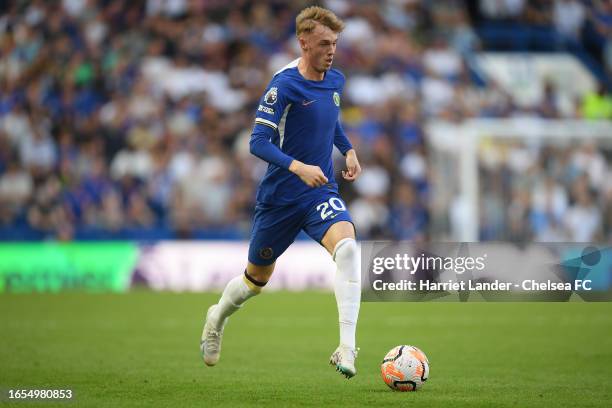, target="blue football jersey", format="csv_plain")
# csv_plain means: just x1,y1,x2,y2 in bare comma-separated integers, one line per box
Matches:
250,58,353,205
